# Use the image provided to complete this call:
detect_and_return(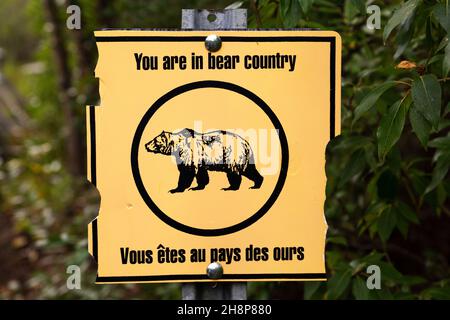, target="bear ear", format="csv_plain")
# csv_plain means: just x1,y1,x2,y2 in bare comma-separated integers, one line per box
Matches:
180,128,194,137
